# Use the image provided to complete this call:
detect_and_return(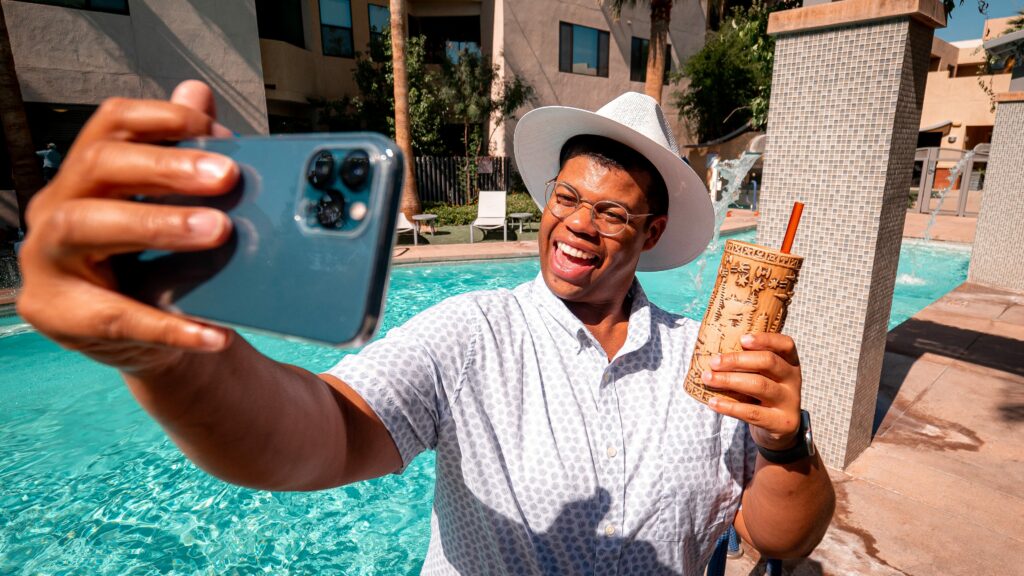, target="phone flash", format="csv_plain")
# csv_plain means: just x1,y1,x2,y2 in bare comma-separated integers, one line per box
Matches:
350,201,368,221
